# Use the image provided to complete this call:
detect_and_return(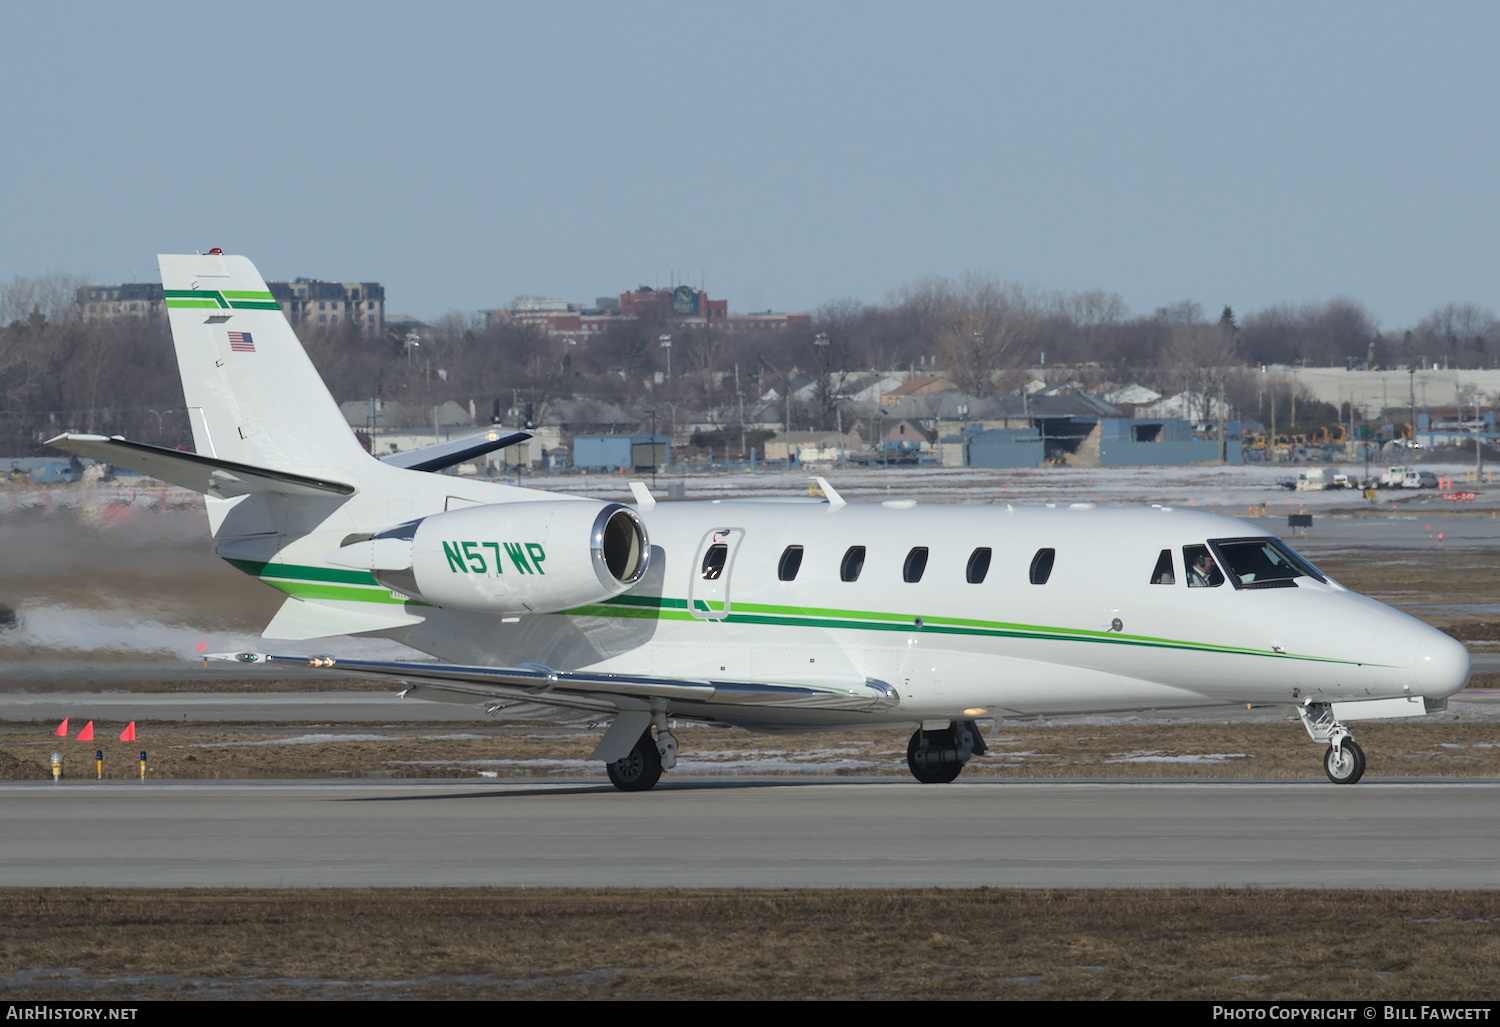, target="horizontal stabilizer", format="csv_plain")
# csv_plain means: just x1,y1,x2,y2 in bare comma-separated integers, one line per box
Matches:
210,652,901,713
261,597,426,640
46,434,355,499
379,429,531,472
